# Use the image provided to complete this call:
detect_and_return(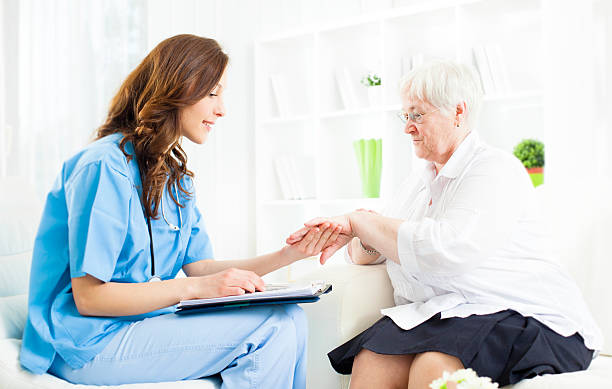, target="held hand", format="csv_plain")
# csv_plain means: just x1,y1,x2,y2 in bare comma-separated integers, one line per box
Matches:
189,268,265,299
286,214,353,245
286,214,354,265
282,223,342,263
